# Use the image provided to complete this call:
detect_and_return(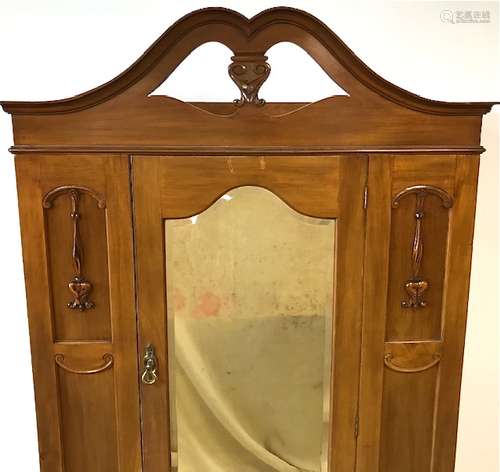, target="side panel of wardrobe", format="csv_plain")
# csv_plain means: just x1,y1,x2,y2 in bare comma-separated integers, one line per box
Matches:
357,154,480,472
15,154,141,472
